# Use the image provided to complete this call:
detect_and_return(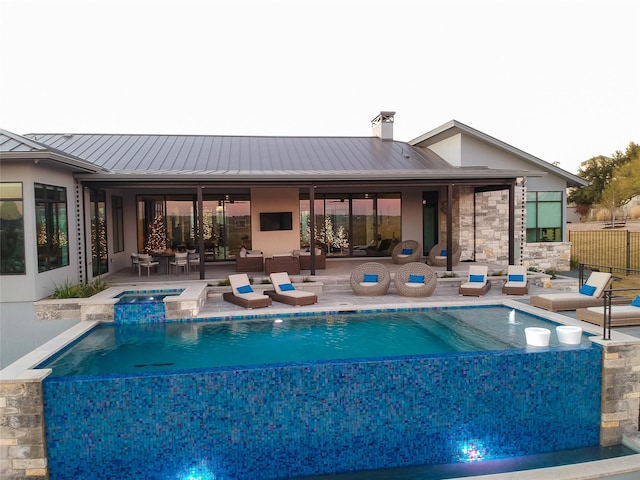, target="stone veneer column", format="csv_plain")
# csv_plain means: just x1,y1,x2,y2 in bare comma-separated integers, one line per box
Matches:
600,342,640,446
0,375,49,480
